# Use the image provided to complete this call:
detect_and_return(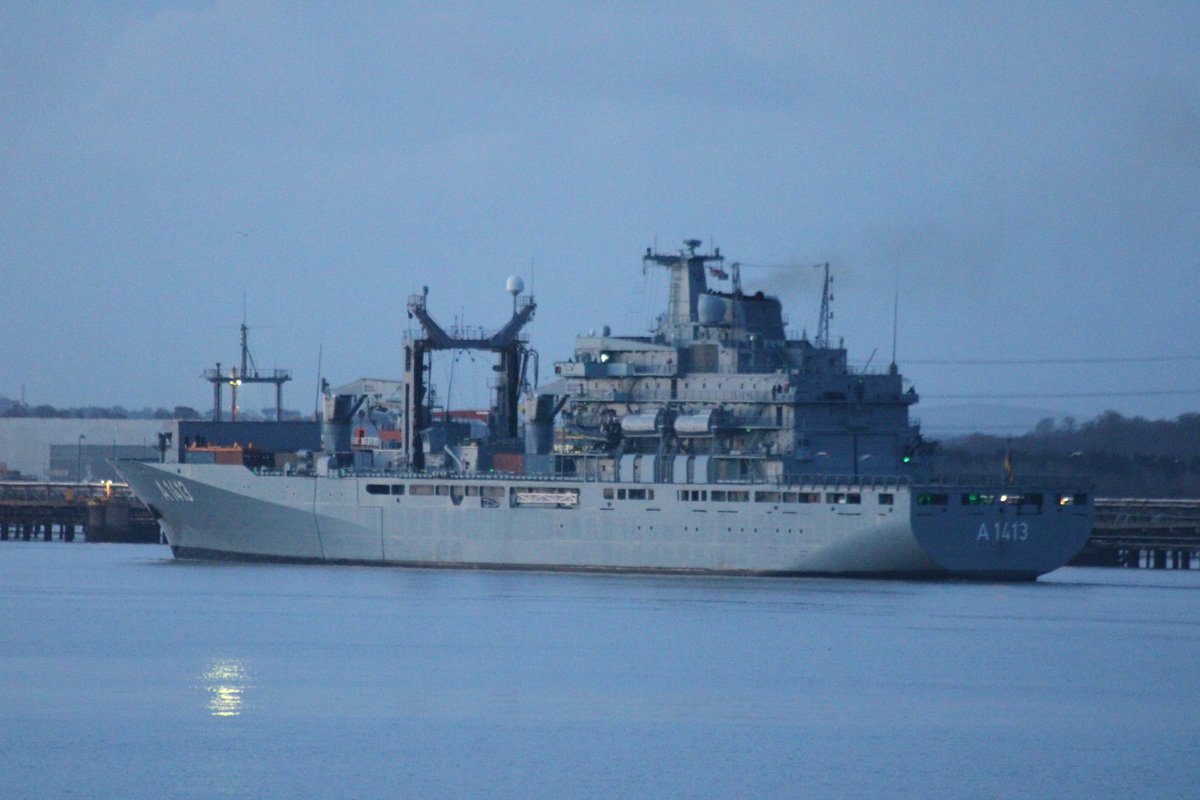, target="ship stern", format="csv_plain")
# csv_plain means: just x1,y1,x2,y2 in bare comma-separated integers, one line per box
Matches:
909,484,1093,580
